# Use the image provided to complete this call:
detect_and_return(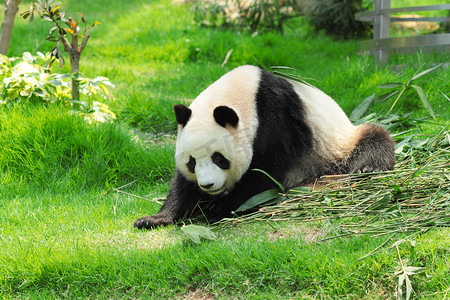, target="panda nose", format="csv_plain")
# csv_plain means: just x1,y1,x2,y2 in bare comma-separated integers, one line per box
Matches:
200,183,214,189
